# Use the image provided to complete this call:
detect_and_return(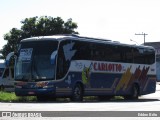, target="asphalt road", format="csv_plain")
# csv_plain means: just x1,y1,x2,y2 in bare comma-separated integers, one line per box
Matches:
0,83,160,119
0,83,160,111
